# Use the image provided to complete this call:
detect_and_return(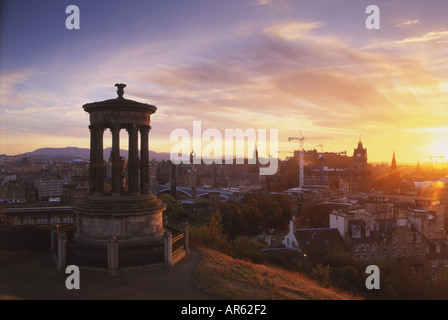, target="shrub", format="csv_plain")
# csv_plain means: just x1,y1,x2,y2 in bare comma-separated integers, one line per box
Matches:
311,264,331,288
189,213,228,252
229,236,268,263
